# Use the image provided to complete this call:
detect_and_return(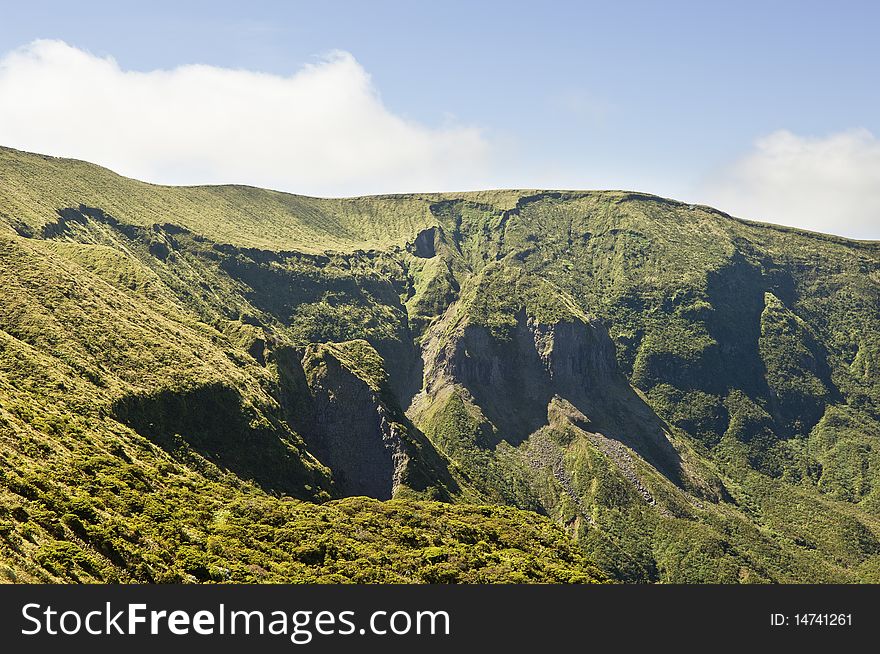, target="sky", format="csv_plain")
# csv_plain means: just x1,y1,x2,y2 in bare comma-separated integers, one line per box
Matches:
0,0,878,239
